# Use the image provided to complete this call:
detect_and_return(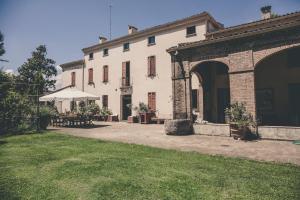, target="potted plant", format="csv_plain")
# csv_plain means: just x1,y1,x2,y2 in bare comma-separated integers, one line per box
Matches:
225,102,256,140
133,102,154,124
100,107,113,121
